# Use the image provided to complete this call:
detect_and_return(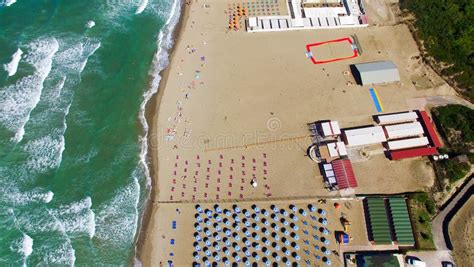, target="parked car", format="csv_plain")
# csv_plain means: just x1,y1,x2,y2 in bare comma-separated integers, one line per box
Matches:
406,256,427,267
